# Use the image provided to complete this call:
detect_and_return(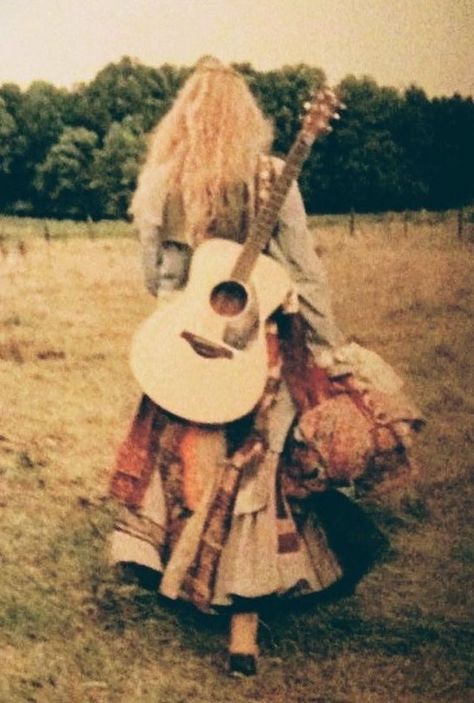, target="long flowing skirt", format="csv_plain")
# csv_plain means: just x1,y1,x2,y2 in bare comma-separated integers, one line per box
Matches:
109,322,422,611
110,380,345,608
